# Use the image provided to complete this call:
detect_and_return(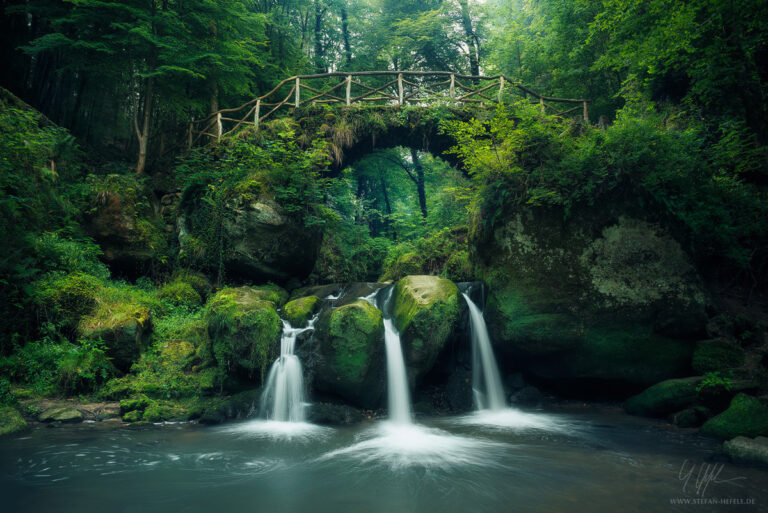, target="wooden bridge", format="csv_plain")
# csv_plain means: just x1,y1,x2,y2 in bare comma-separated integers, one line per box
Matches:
188,71,590,146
